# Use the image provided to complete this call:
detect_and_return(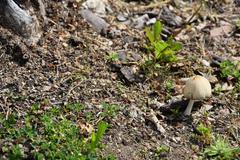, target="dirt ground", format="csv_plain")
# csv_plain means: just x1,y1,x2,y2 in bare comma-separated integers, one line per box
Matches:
0,0,239,159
